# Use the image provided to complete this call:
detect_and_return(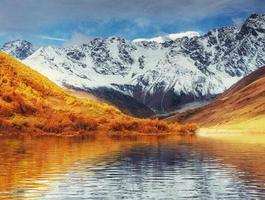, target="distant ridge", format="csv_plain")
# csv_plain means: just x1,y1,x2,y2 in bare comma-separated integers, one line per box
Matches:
0,40,38,60
132,31,200,43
